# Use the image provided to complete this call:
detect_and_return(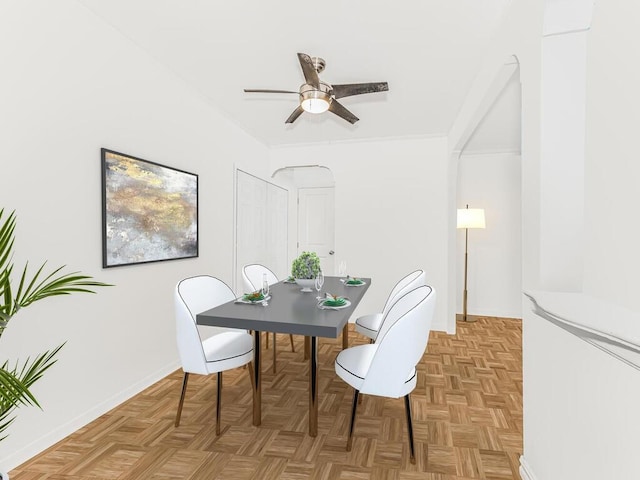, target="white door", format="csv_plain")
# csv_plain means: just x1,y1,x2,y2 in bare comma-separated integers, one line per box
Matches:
235,170,288,292
297,187,335,274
